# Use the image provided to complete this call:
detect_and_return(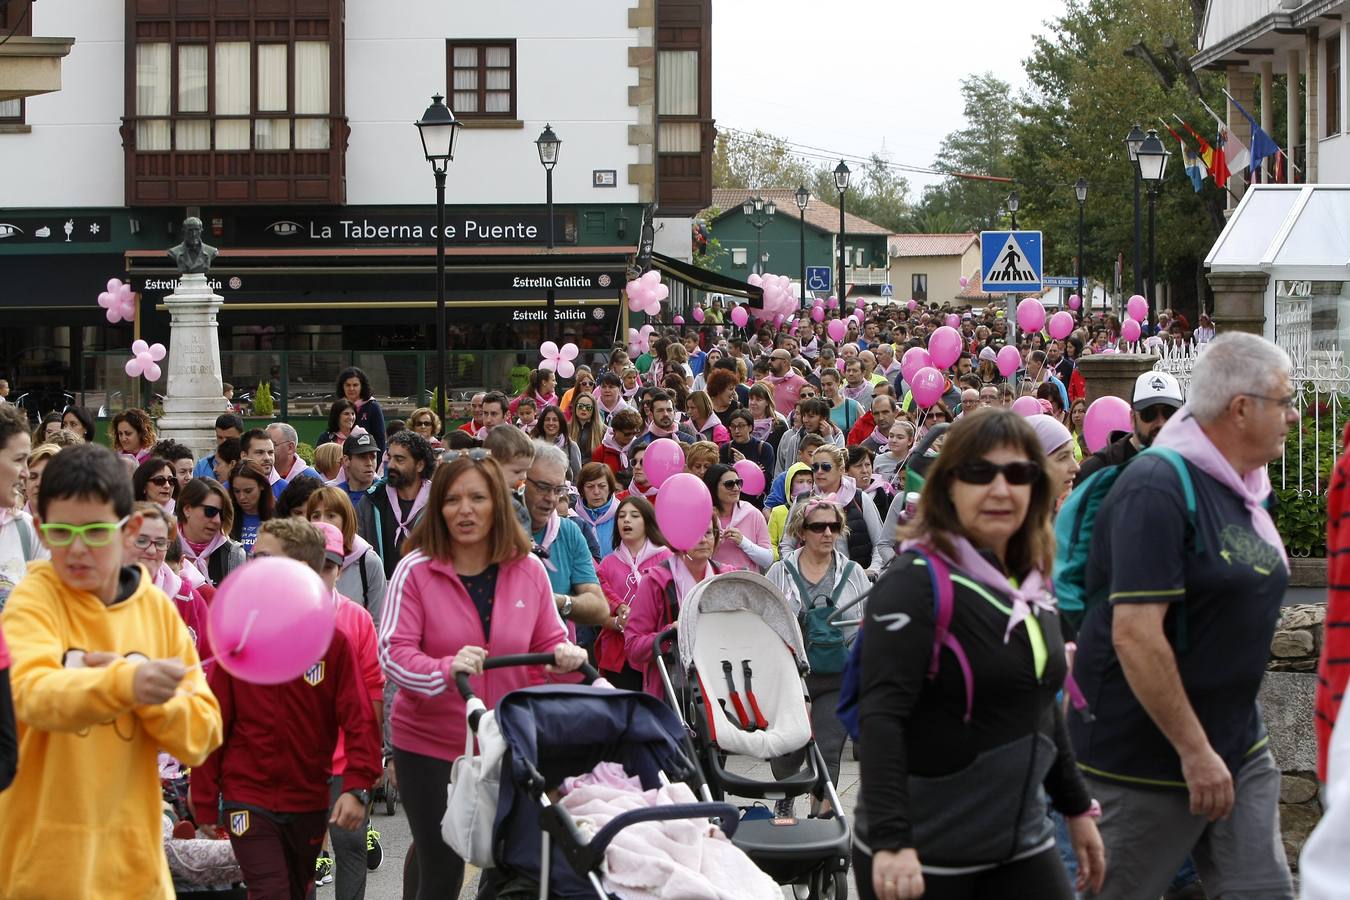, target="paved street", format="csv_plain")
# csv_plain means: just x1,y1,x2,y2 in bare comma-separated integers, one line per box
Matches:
356,747,863,899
